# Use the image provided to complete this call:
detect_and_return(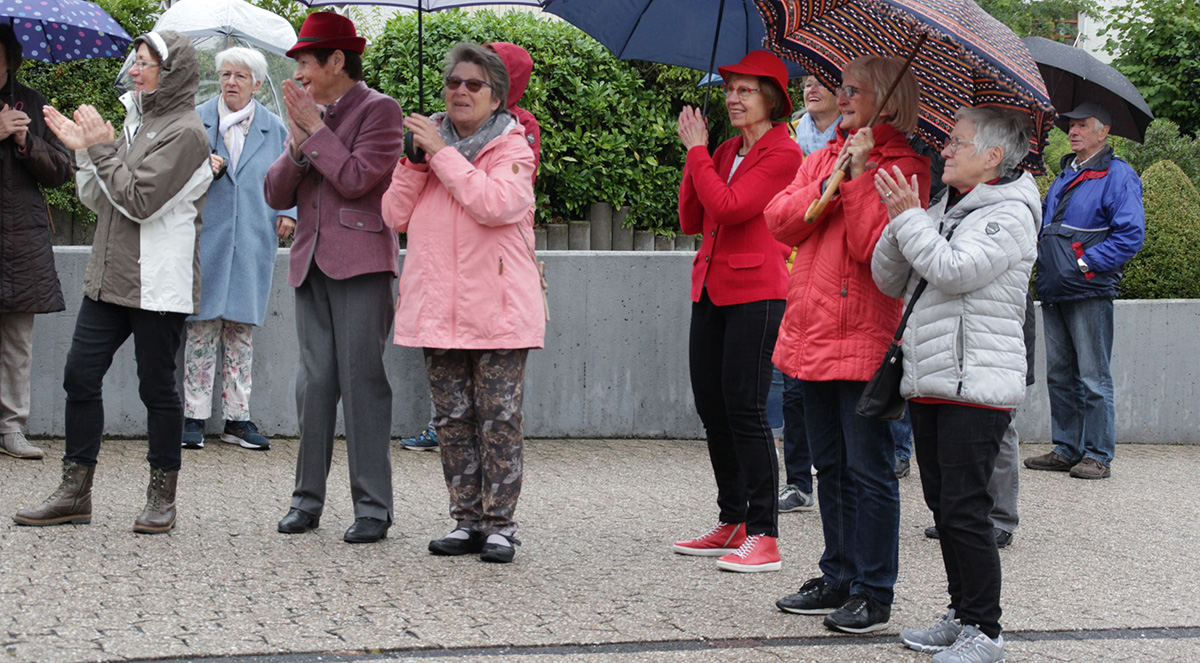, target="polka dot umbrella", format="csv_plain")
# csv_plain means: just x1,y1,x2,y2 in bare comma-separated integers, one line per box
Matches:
2,0,132,63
